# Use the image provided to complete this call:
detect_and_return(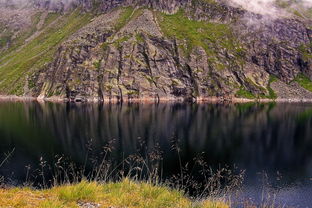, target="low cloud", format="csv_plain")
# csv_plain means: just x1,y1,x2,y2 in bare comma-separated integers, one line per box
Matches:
228,0,280,16
227,0,312,17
